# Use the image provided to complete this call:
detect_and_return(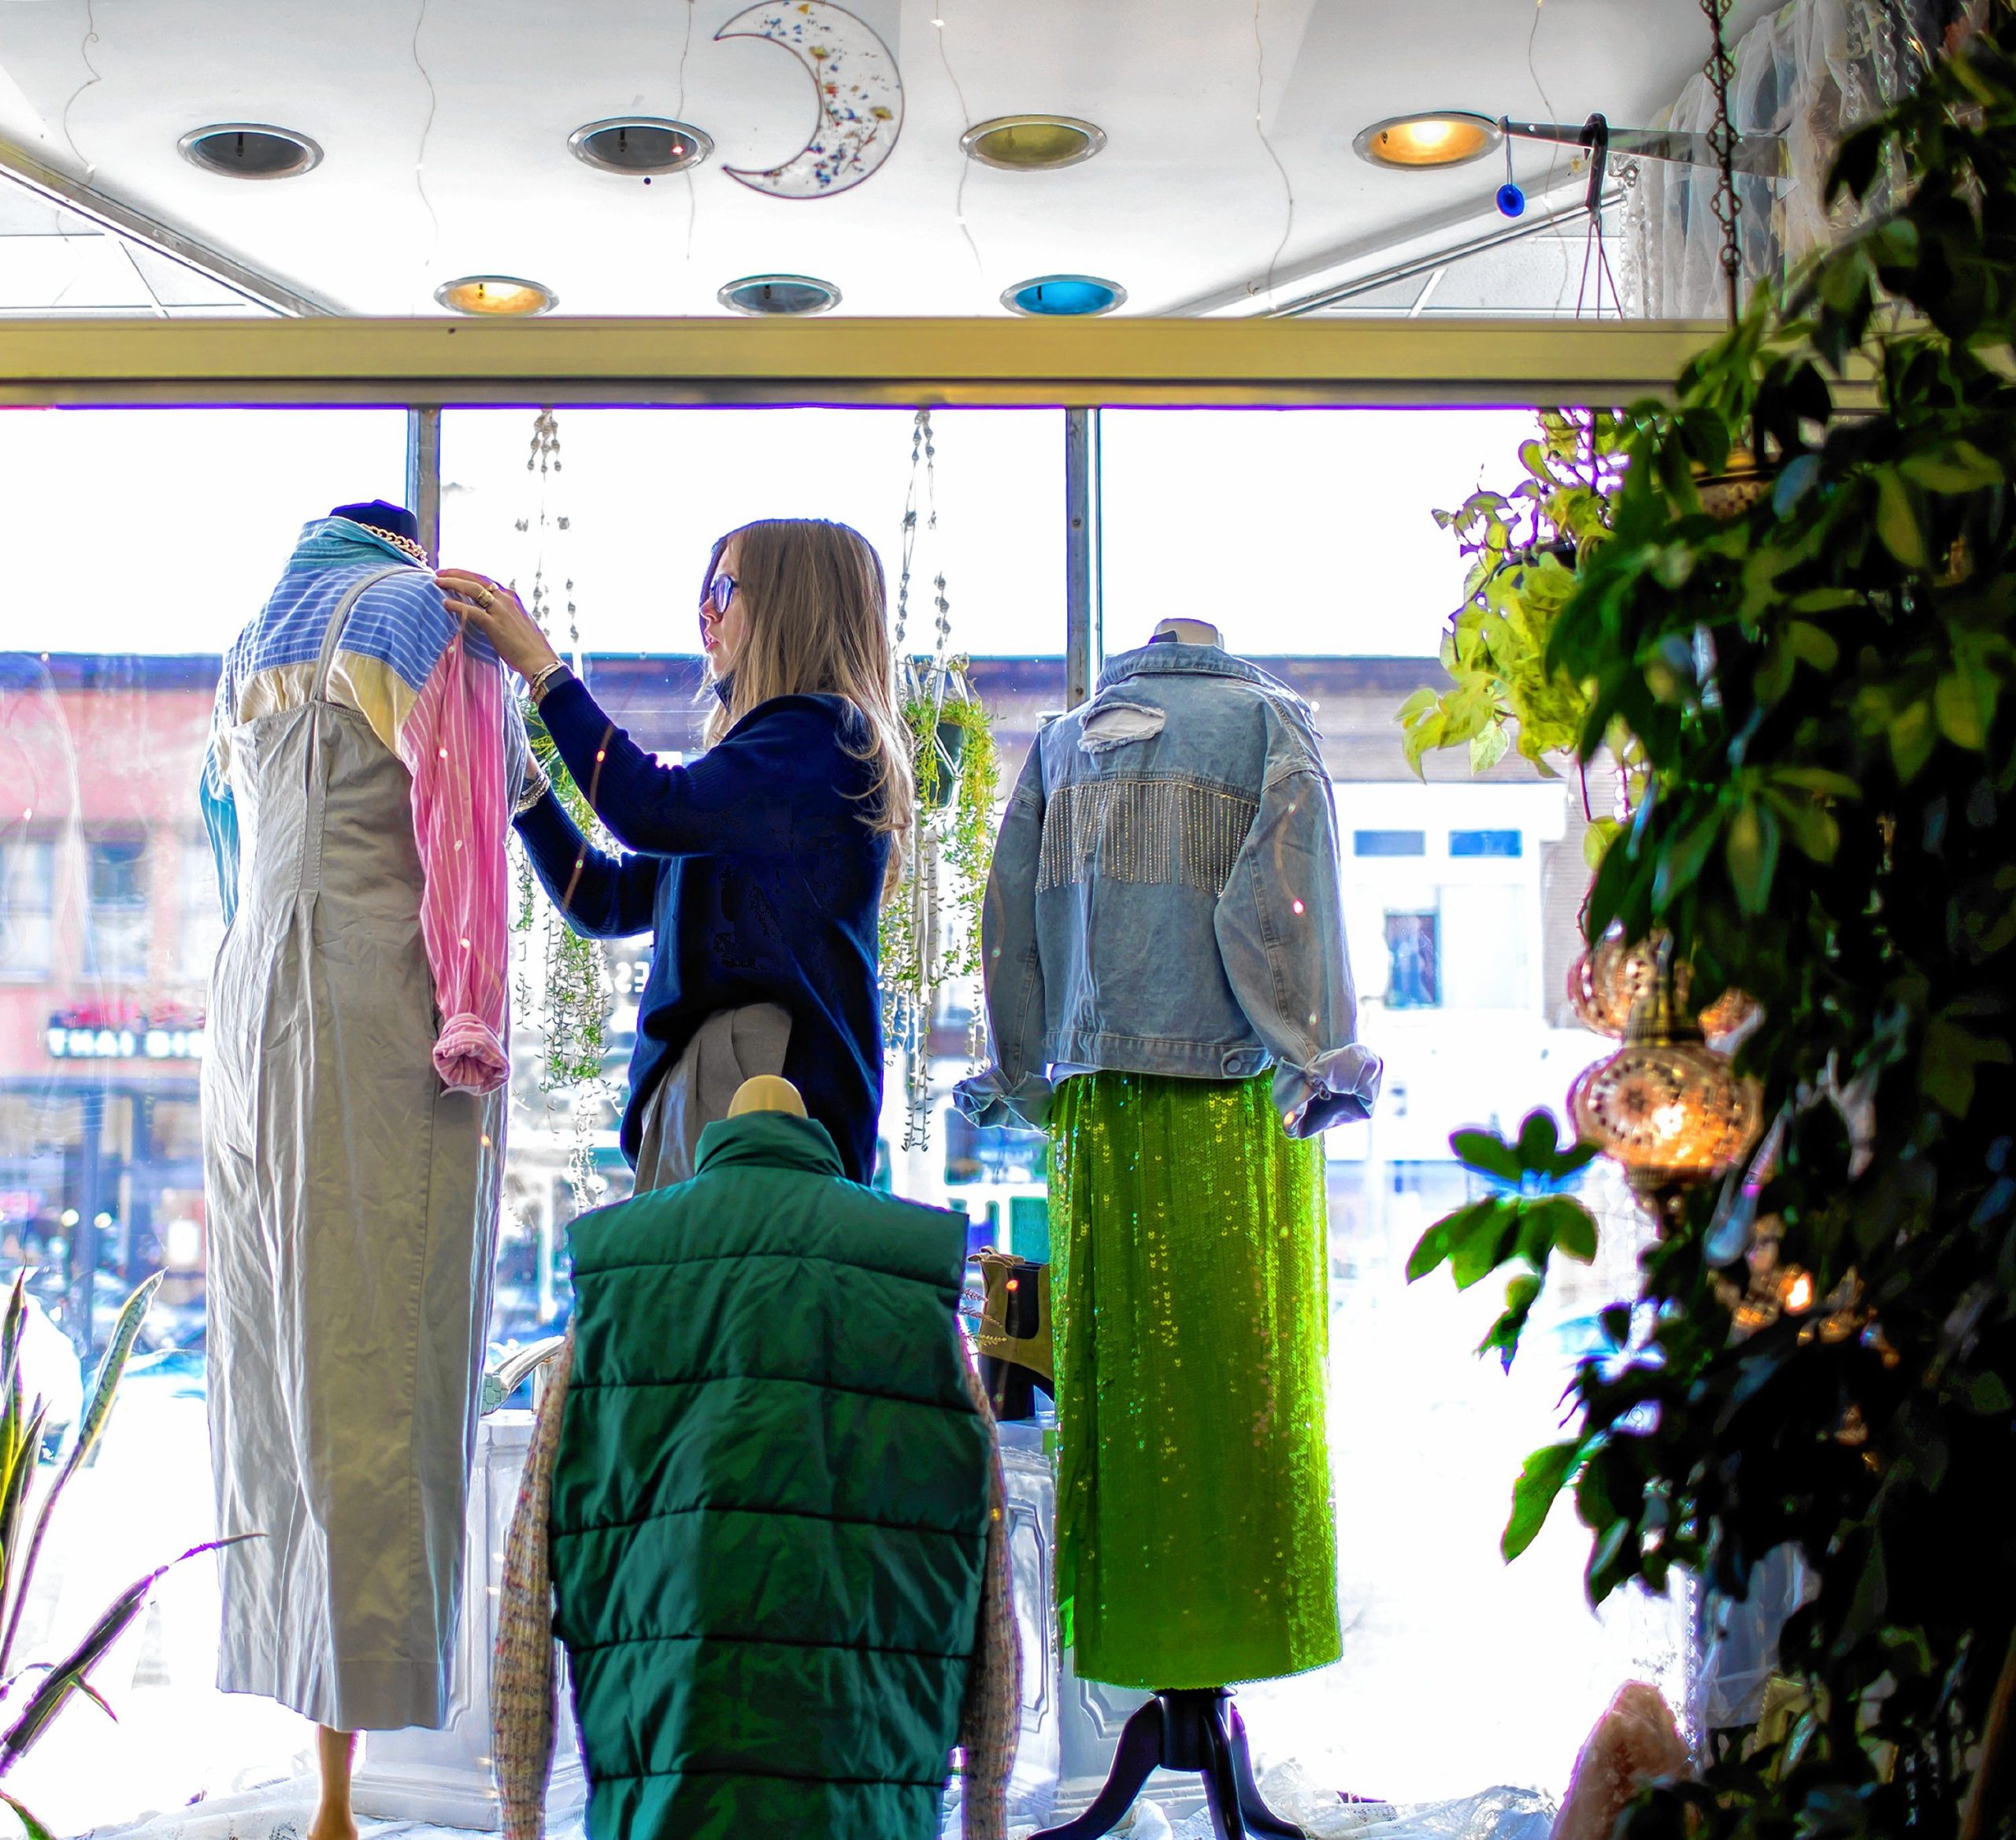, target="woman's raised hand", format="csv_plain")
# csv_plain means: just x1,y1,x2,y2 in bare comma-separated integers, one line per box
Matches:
437,569,563,682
